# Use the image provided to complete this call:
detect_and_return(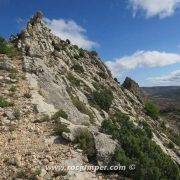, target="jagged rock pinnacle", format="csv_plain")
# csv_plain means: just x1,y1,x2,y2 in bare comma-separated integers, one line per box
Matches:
29,11,44,25
123,77,142,100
